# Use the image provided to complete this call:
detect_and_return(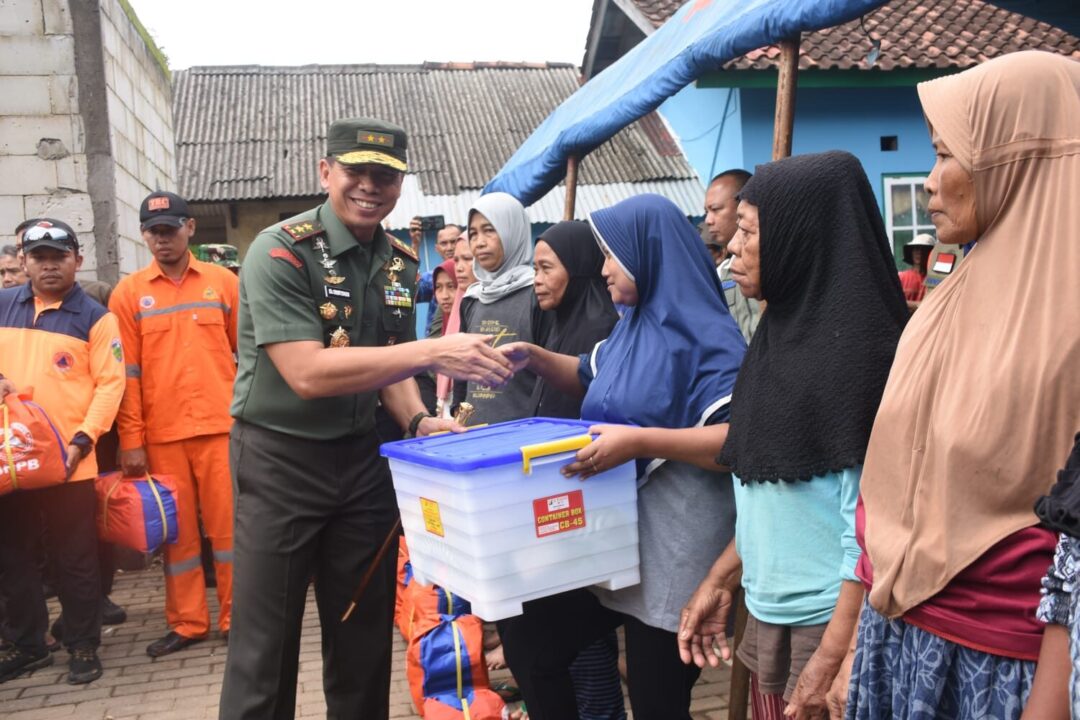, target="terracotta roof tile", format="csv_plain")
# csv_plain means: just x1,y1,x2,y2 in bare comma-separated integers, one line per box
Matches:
626,0,1079,70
